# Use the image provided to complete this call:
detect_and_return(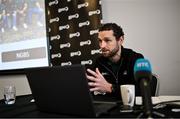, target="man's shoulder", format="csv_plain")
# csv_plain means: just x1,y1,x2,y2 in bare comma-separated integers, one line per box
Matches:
123,47,144,58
